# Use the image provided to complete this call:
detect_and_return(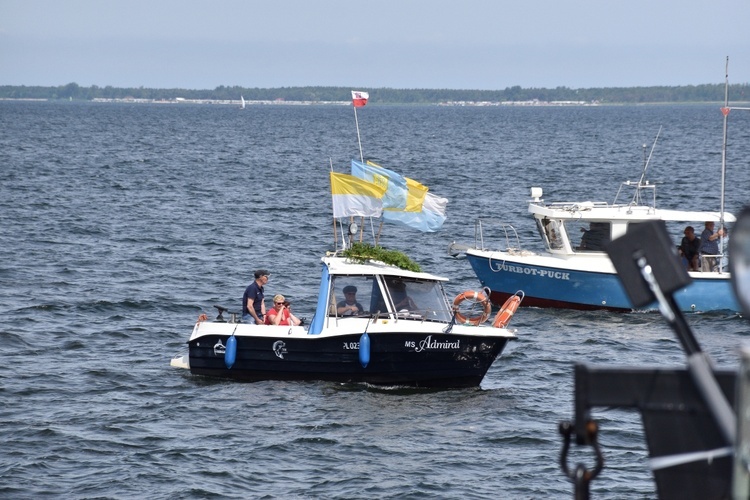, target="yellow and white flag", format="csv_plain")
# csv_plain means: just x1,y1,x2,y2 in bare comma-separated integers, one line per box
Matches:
330,172,385,218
